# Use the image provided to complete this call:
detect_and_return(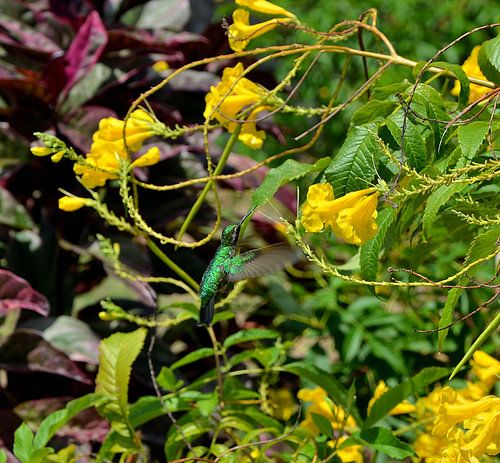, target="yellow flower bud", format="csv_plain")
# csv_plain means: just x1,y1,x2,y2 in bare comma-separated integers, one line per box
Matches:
31,146,53,156
131,146,161,168
58,196,87,212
